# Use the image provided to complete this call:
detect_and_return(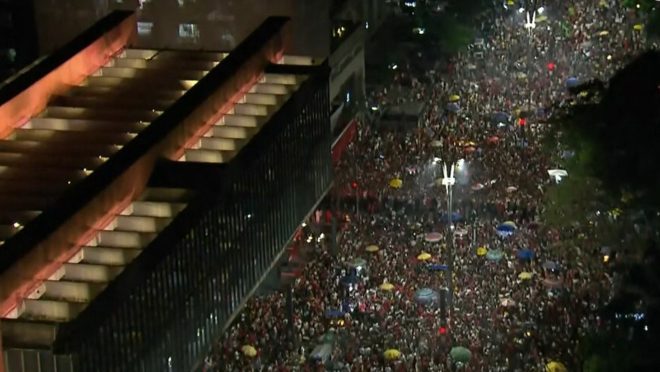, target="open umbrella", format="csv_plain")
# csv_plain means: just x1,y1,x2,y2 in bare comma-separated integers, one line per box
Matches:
348,257,367,269
450,346,472,363
380,282,395,291
565,77,579,88
464,146,476,154
417,252,432,261
325,309,344,318
447,102,461,113
414,288,439,304
366,245,379,253
425,232,443,242
516,248,534,261
487,136,500,144
449,94,460,102
497,224,515,232
634,23,644,31
543,260,559,271
454,228,468,237
440,212,463,222
496,224,515,237
389,178,403,189
502,221,517,229
546,361,567,372
518,272,534,280
383,349,401,360
506,186,517,193
476,246,488,256
241,345,257,357
492,111,510,124
486,249,504,262
427,263,448,271
341,274,359,286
